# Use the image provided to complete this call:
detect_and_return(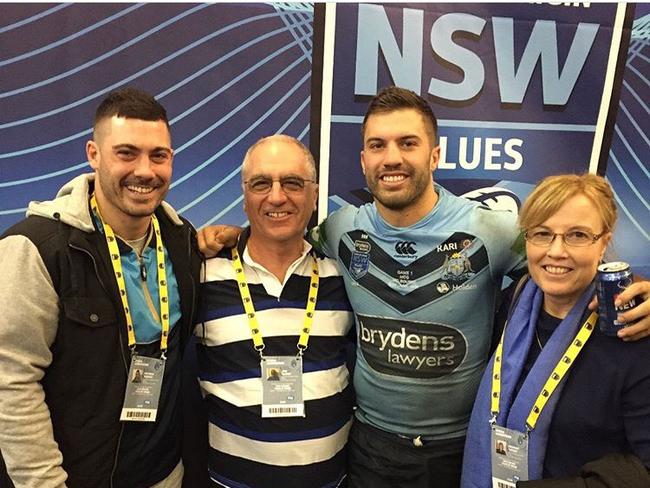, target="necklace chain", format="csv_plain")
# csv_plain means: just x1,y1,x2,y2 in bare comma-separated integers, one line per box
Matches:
535,328,544,350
